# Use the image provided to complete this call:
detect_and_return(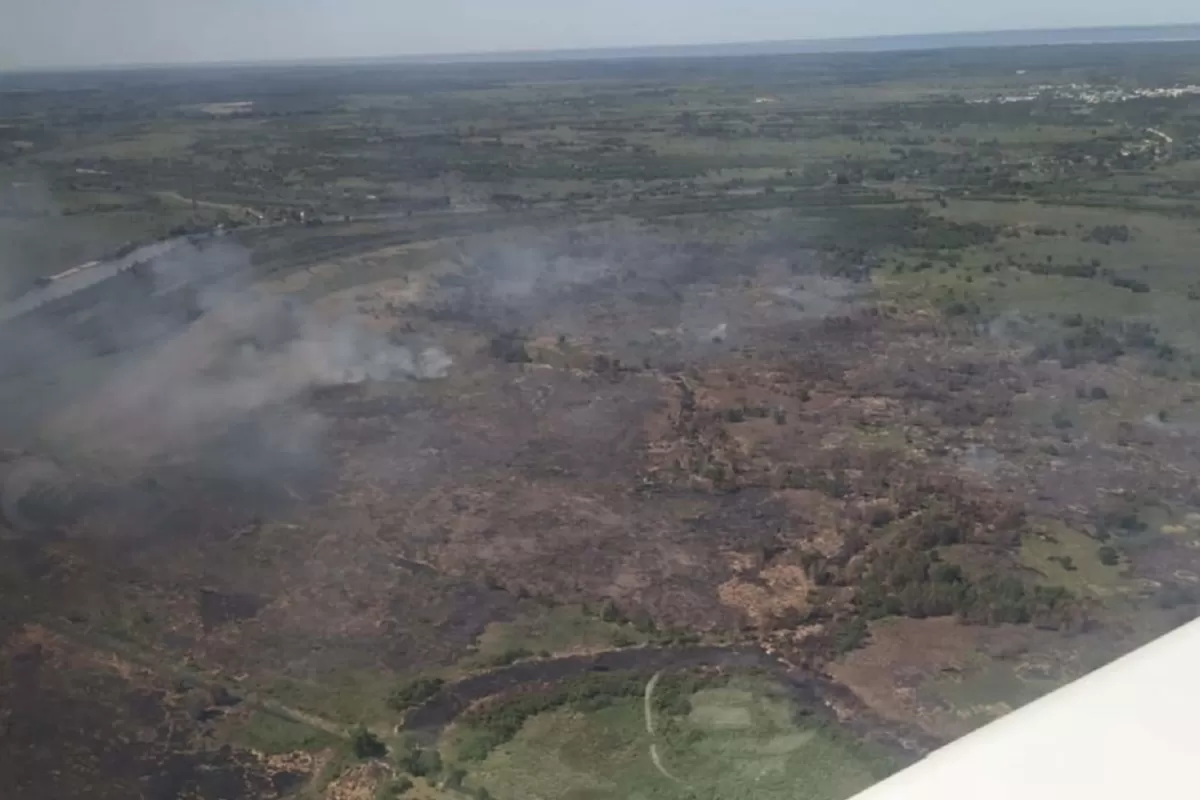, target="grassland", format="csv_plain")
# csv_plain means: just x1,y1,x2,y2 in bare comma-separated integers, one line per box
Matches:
459,676,894,800
1019,521,1132,598
458,605,656,670
5,36,1200,800
214,709,342,756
